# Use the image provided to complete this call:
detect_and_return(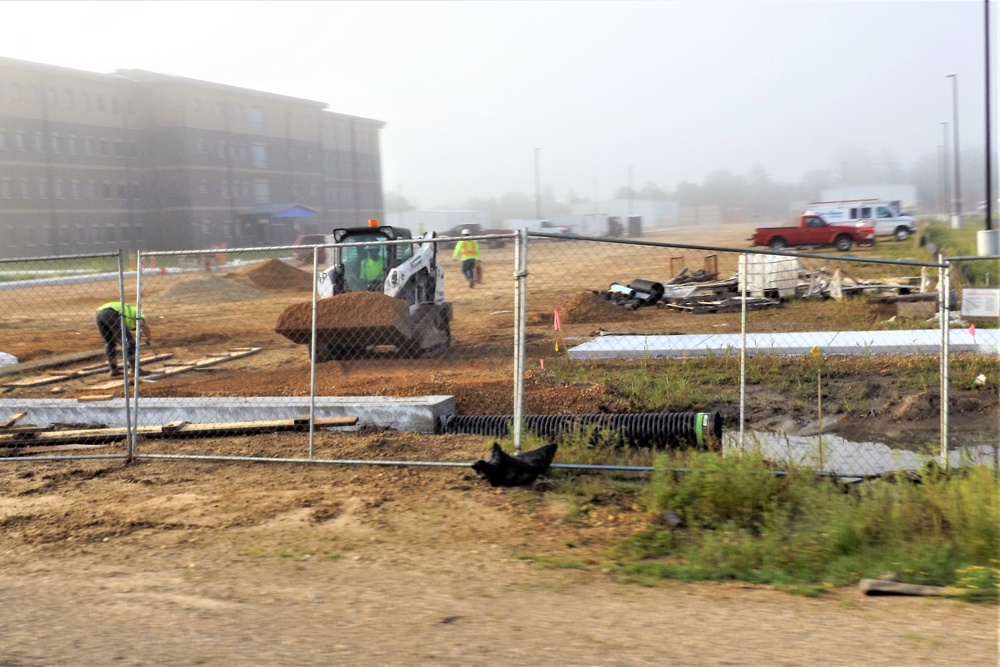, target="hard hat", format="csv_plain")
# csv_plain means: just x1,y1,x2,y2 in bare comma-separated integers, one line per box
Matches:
461,228,470,235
